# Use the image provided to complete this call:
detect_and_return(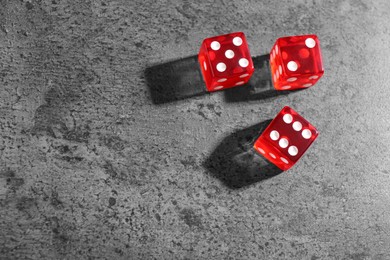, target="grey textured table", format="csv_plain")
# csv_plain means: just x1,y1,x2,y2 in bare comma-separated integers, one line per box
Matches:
1,1,390,259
